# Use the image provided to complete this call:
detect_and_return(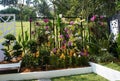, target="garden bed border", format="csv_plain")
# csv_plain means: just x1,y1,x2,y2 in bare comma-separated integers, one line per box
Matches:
1,62,120,81
0,67,92,81
89,62,120,81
